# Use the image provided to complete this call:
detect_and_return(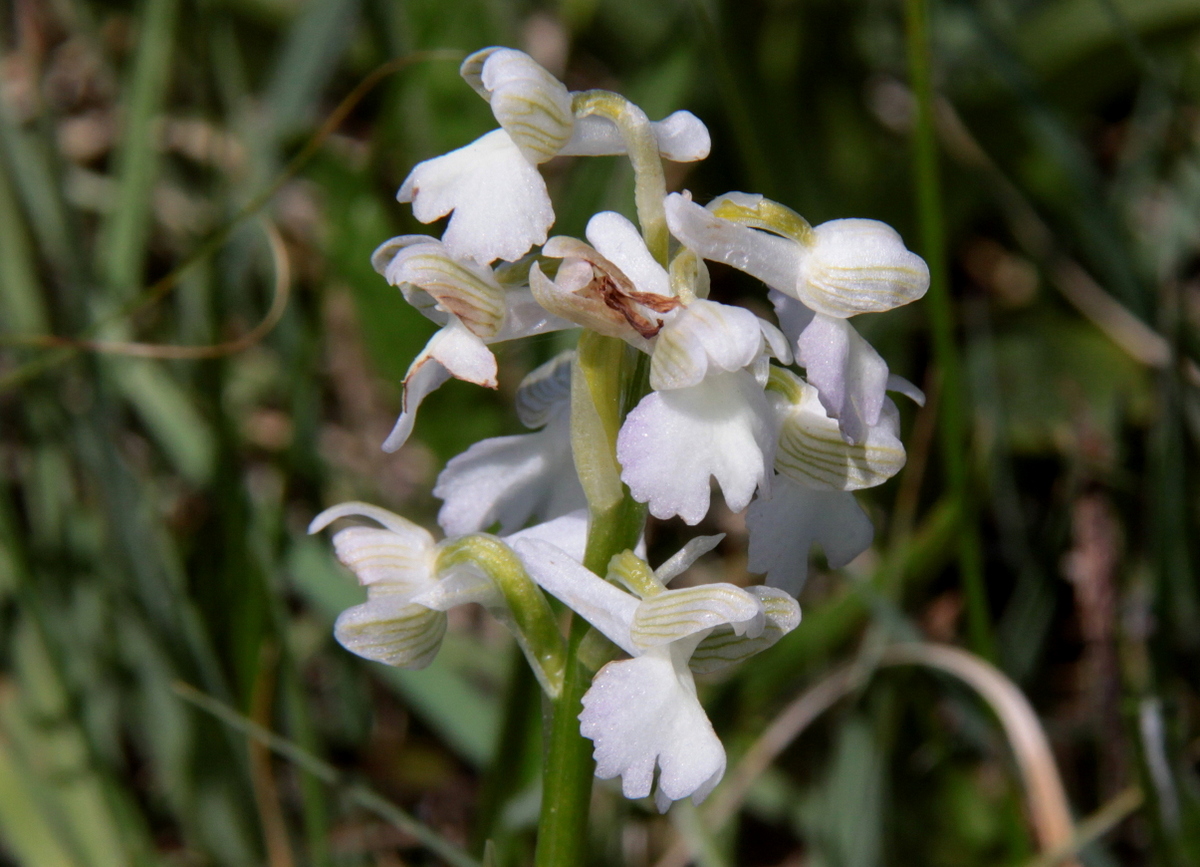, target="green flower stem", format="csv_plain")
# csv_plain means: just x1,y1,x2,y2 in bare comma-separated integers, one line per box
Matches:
571,90,669,262
903,0,996,661
536,331,649,867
